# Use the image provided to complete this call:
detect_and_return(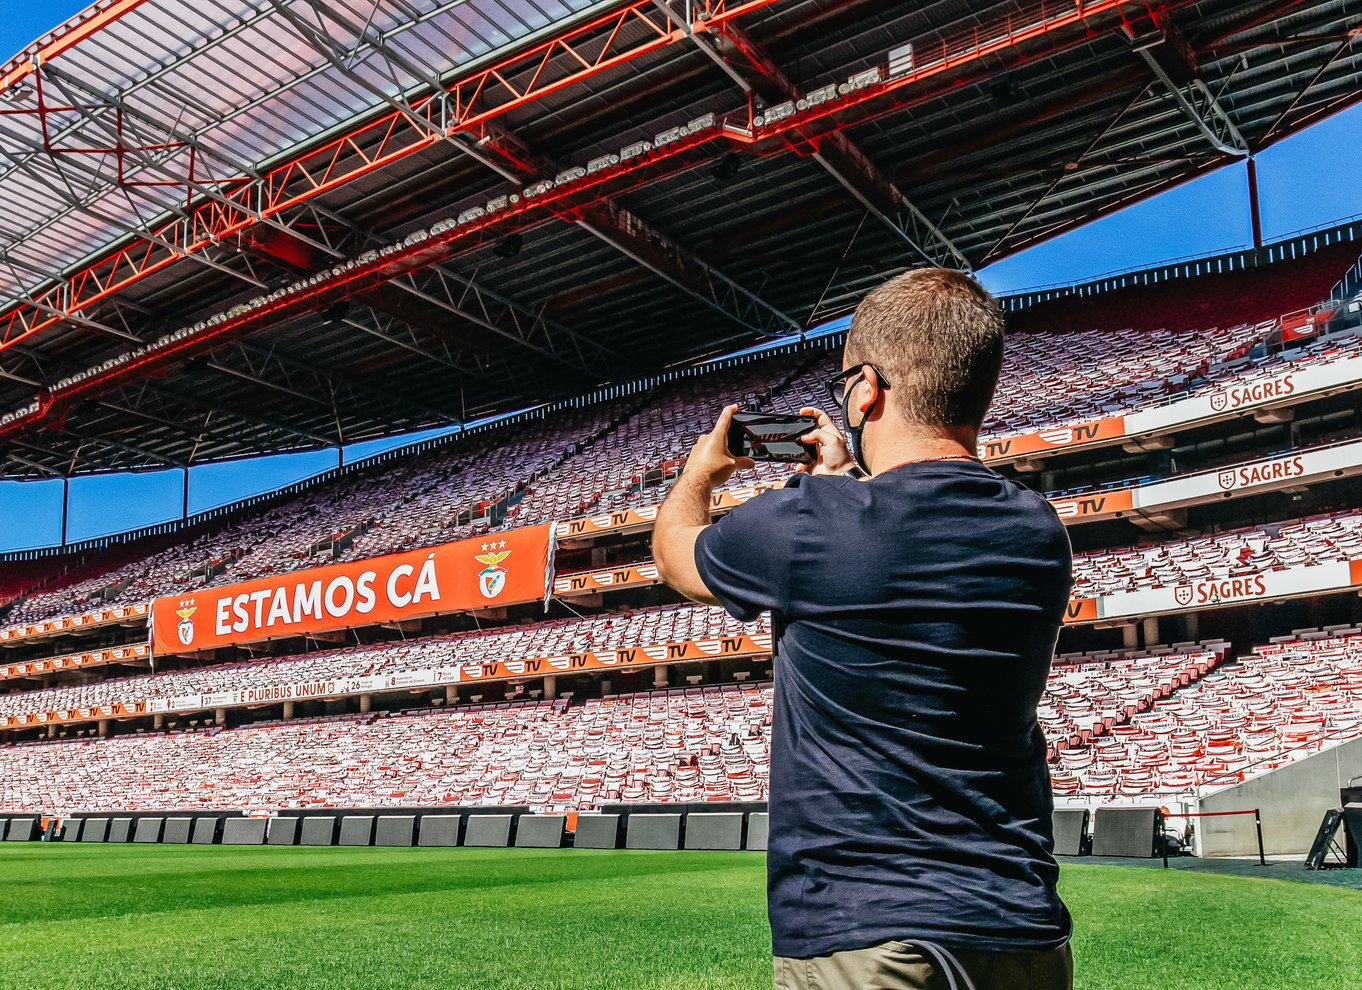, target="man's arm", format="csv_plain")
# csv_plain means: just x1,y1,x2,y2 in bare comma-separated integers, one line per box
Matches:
653,405,752,605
